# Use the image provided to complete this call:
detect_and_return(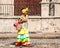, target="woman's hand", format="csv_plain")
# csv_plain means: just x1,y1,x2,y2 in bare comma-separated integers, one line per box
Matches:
16,24,22,31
